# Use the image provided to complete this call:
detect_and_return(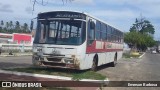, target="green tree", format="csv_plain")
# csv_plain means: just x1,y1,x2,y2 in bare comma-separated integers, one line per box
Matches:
126,16,156,51
124,31,155,51
124,31,141,50
130,18,155,35
137,34,155,51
